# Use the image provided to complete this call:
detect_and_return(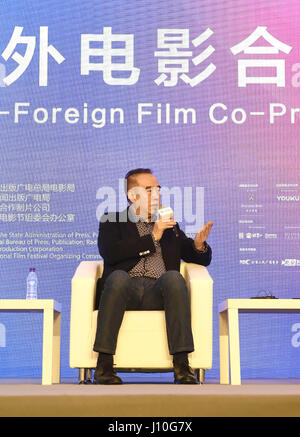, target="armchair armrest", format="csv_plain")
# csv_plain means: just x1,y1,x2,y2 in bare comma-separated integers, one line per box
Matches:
69,261,103,367
181,262,213,368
